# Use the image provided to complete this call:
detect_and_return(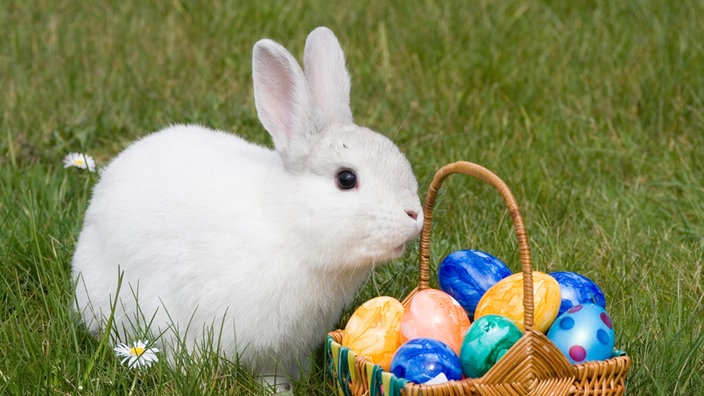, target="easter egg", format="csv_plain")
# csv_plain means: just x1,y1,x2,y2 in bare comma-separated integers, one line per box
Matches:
342,296,404,370
459,314,523,378
438,249,512,317
400,289,471,354
549,271,606,316
474,272,561,333
390,338,463,384
547,303,615,364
